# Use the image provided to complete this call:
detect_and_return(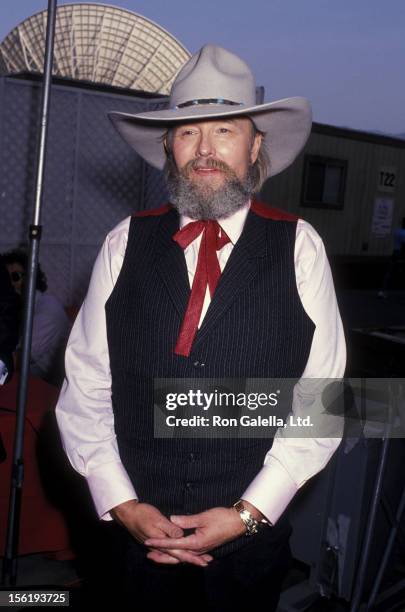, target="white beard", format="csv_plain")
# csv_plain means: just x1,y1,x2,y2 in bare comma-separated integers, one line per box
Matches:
165,157,256,220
